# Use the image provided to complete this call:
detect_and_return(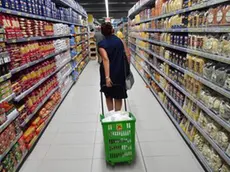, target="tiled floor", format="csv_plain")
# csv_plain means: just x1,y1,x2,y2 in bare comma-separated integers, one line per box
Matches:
19,61,205,172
